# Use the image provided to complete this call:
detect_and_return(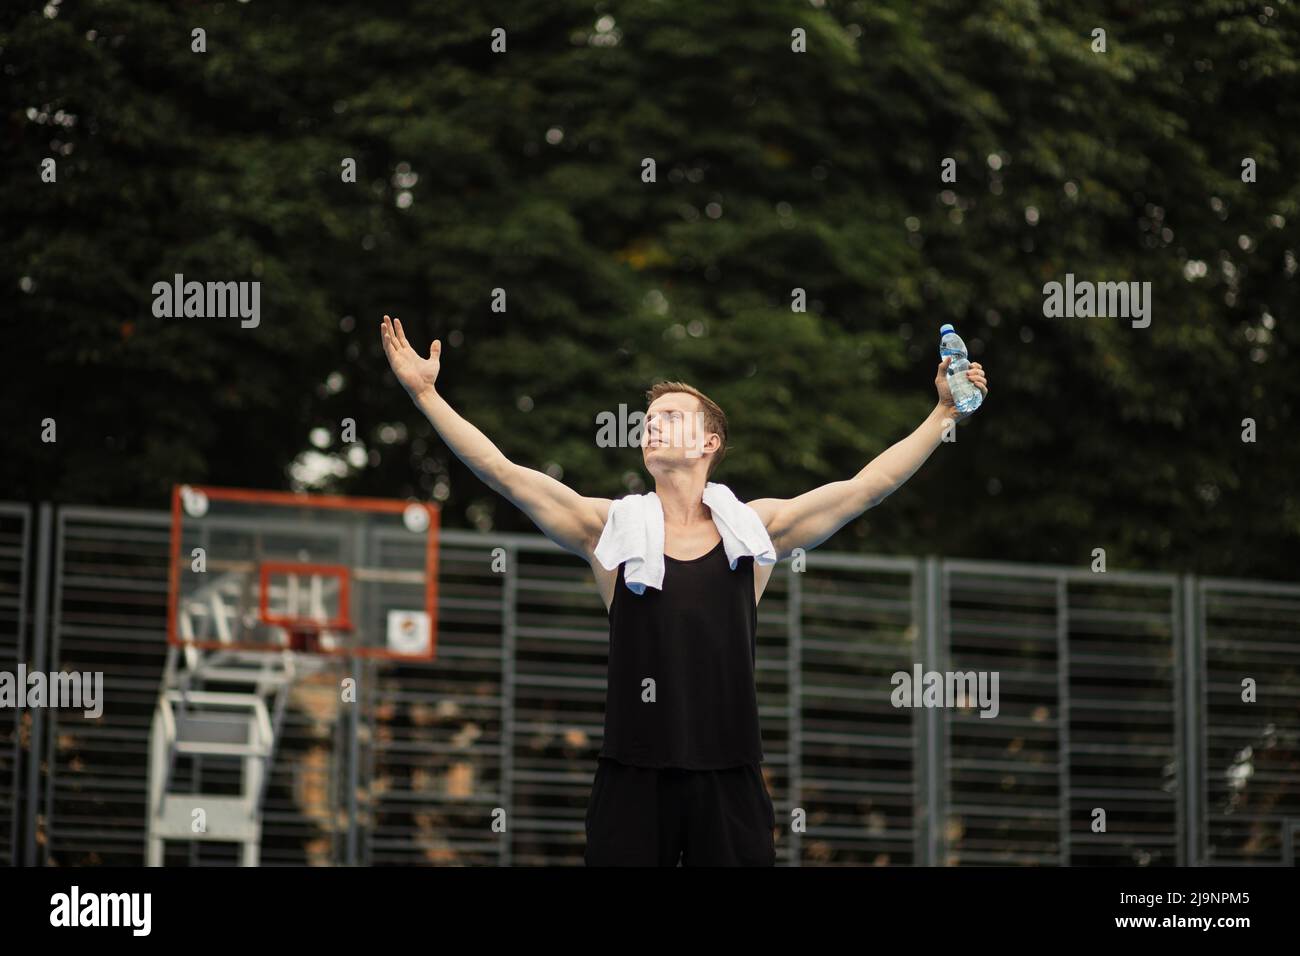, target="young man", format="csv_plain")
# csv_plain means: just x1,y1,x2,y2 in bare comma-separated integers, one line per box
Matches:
379,314,988,866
